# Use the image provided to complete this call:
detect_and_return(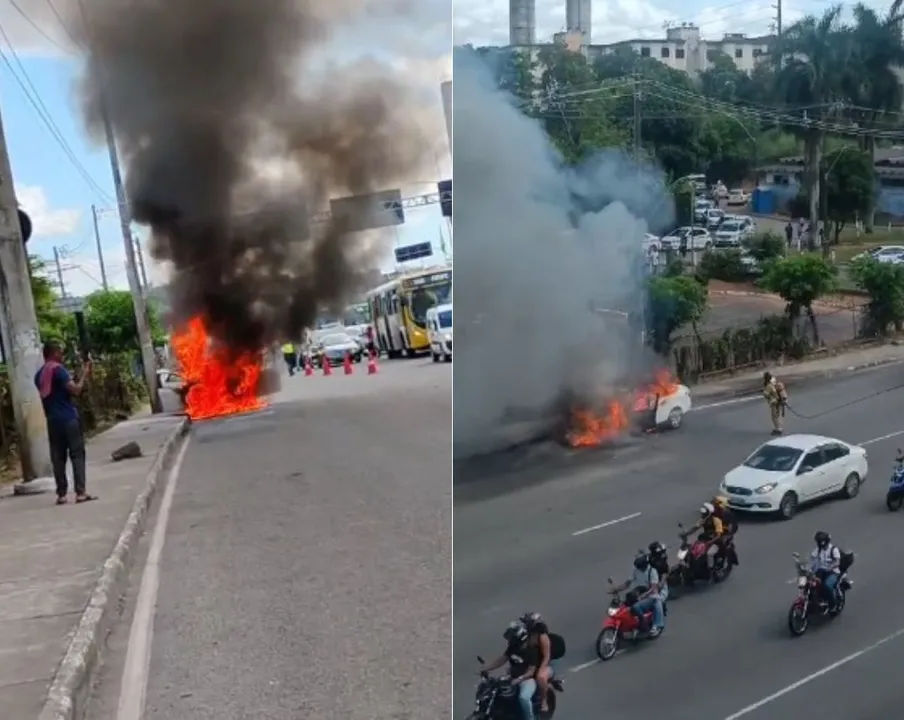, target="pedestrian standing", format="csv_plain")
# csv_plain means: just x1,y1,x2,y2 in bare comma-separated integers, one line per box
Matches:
35,341,94,505
785,221,794,247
